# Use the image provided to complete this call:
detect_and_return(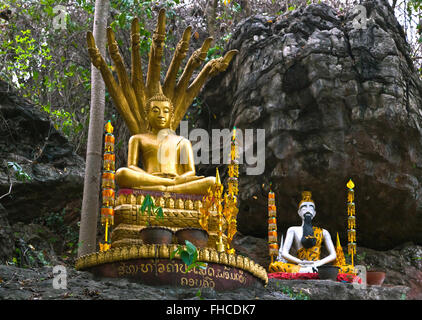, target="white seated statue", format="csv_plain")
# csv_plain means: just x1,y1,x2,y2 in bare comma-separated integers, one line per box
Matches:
269,191,337,273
